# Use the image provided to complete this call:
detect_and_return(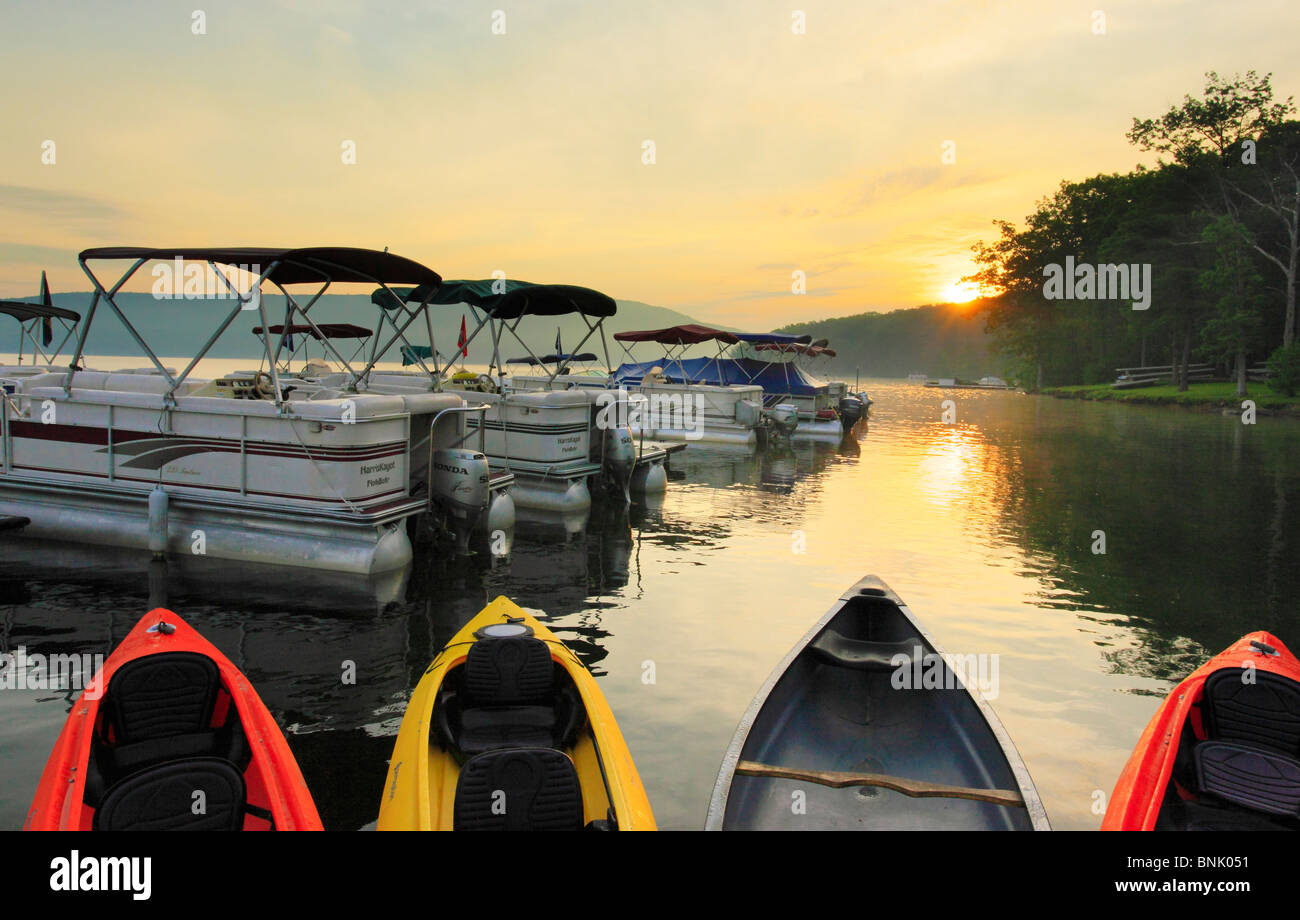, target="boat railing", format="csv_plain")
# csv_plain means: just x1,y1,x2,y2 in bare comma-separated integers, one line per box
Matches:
425,403,489,512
